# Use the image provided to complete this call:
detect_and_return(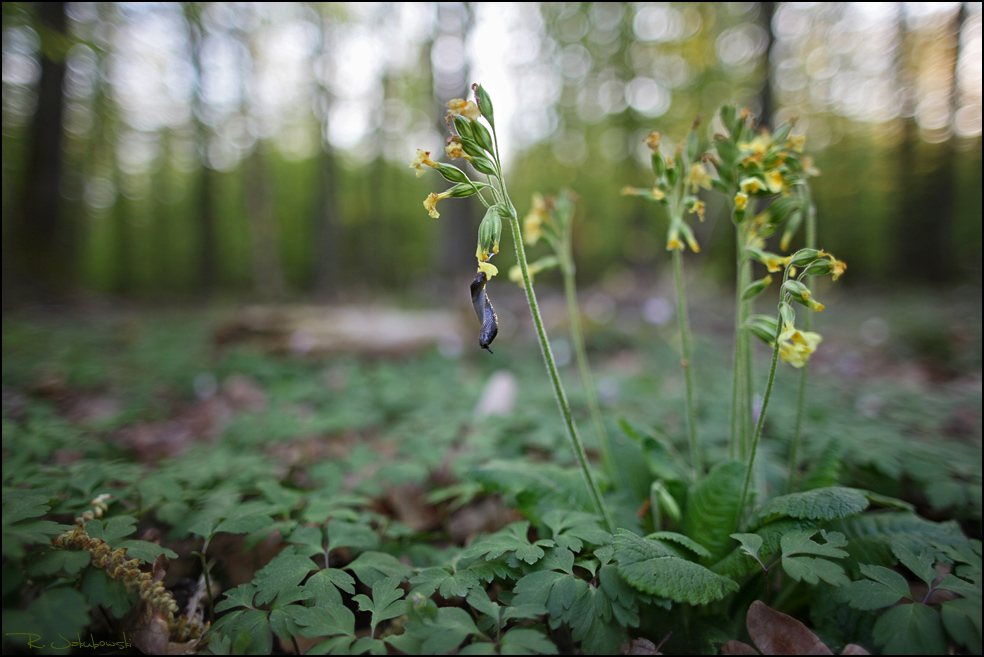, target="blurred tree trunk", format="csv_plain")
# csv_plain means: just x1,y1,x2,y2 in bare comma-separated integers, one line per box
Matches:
759,1,776,129
9,1,70,299
312,5,339,299
895,4,965,283
185,2,218,294
245,143,287,300
435,2,478,279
